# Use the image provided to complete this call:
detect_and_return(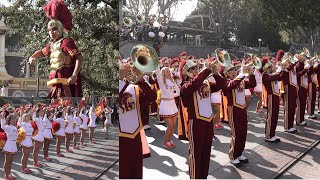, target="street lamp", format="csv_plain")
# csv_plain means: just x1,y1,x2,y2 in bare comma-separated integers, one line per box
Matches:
216,23,220,47
258,38,262,57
